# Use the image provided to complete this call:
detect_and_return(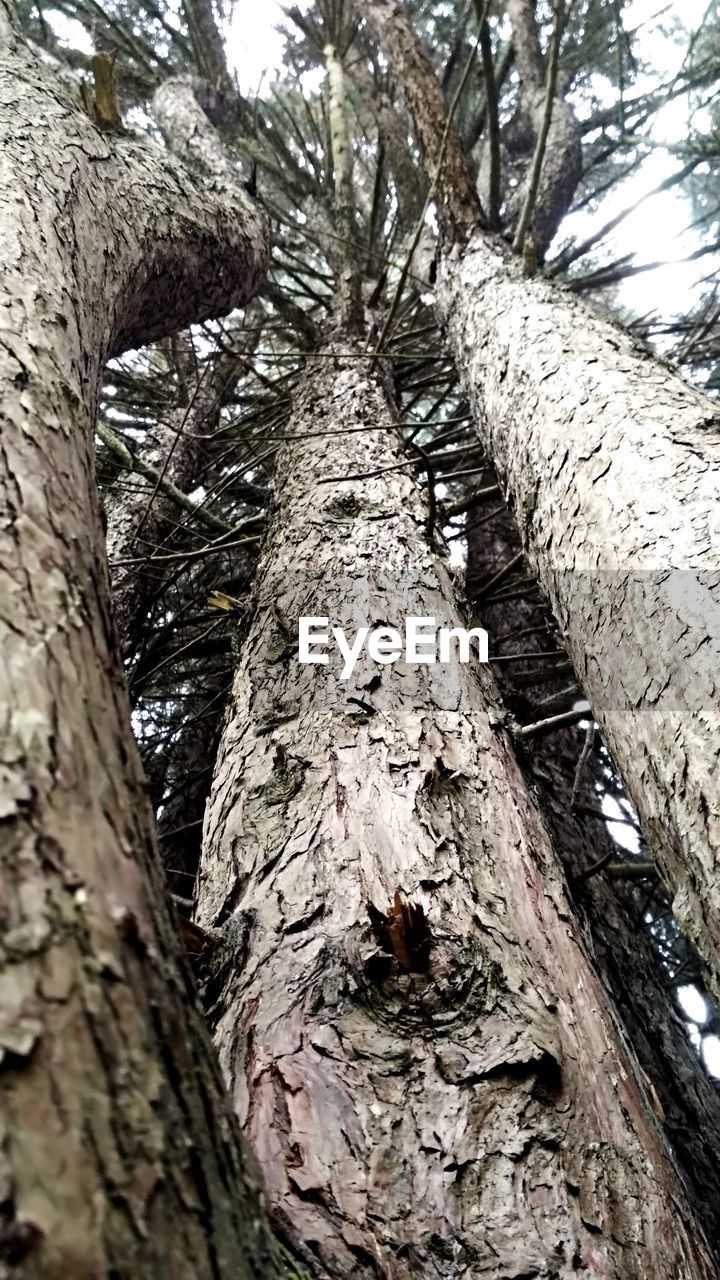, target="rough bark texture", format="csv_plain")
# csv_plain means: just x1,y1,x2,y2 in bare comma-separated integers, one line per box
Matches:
465,503,720,1261
358,0,720,1189
541,732,720,1262
198,347,715,1280
154,75,239,178
358,0,481,235
437,230,720,1003
0,17,275,1277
